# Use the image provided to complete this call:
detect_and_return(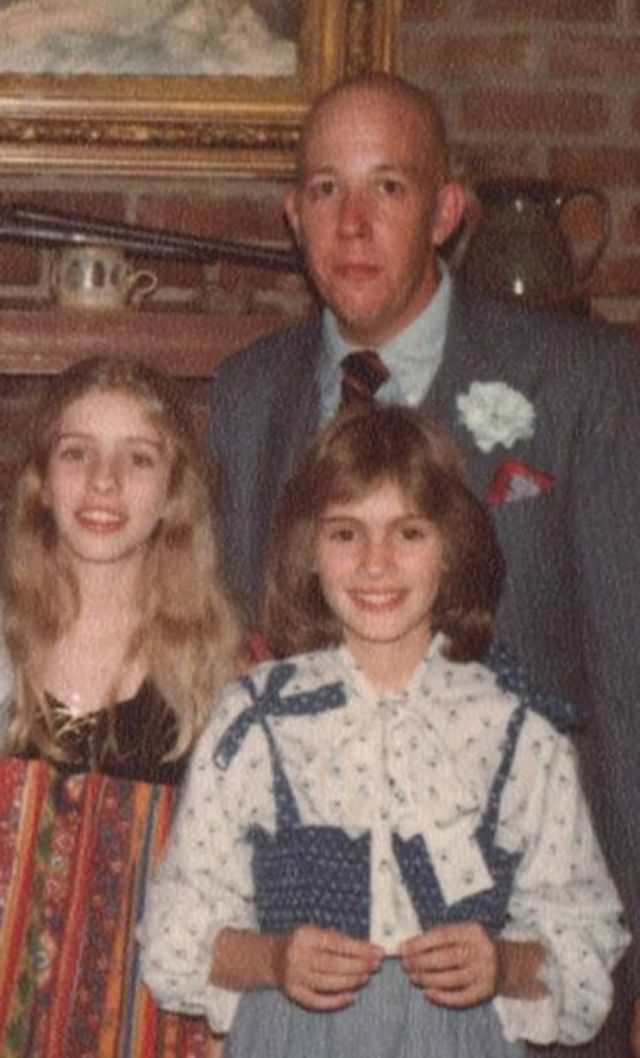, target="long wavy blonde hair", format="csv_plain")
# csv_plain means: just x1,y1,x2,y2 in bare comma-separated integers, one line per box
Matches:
2,355,243,761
